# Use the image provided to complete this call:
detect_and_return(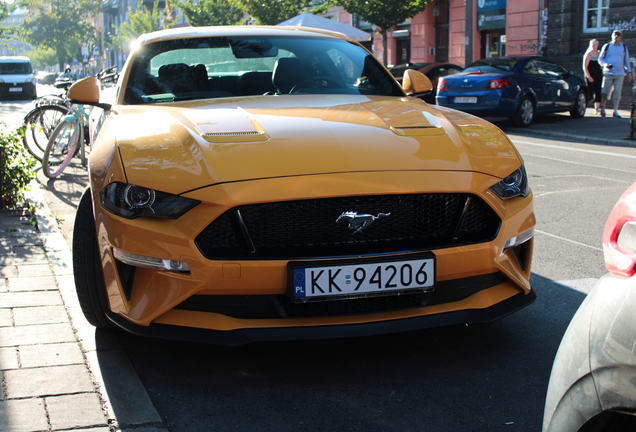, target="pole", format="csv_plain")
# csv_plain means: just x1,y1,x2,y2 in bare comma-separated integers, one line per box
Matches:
465,0,473,65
